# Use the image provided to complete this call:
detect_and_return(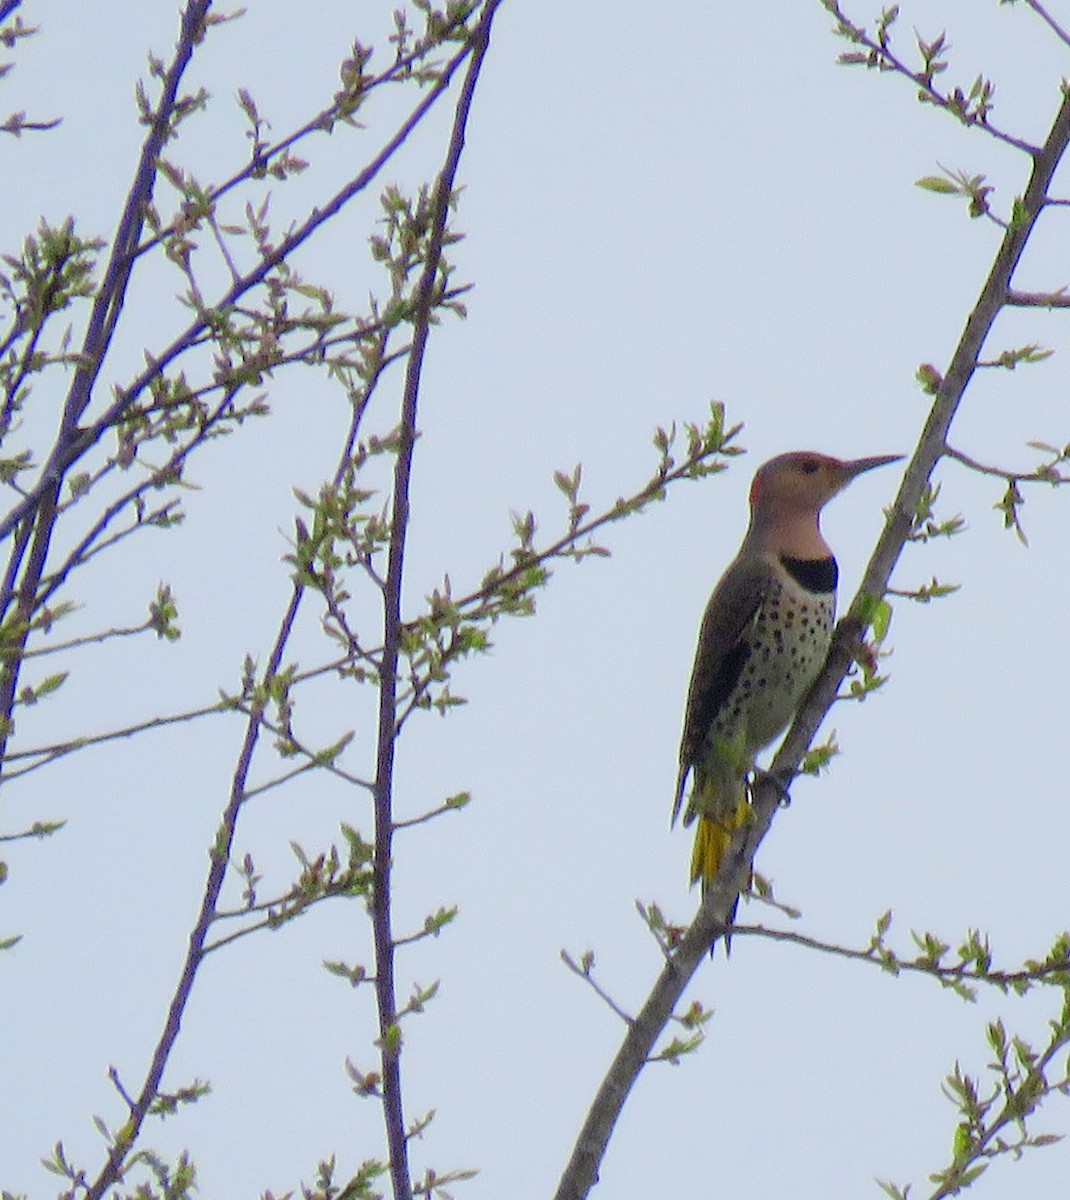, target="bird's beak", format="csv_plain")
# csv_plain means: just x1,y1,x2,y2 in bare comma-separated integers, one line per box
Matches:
838,454,903,482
